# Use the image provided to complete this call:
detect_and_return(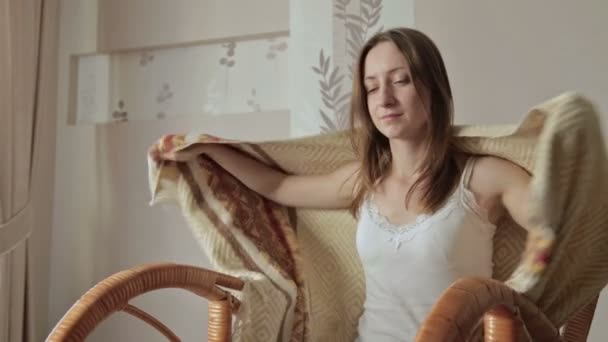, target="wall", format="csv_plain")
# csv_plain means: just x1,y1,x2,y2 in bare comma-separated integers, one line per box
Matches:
49,0,99,332
415,0,608,340
97,0,289,51
48,0,289,341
